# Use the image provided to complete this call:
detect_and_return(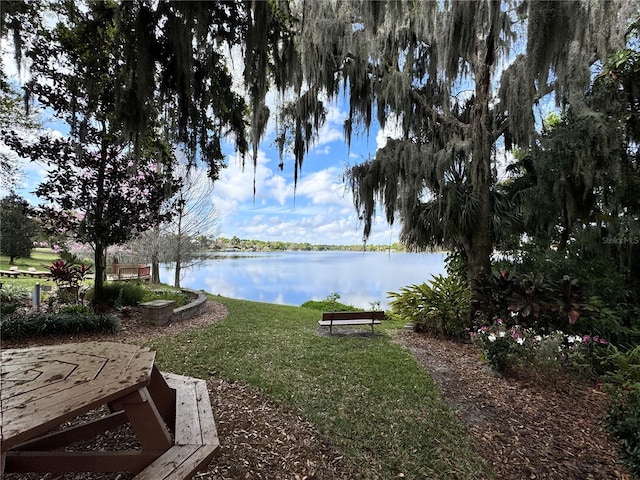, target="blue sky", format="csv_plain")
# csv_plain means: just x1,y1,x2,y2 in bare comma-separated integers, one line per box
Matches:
212,102,401,245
